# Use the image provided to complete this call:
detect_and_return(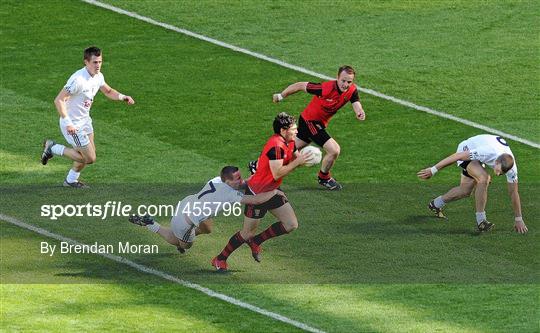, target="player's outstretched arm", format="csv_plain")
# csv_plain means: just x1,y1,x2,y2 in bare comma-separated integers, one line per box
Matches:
507,182,528,233
273,82,309,103
100,83,135,104
417,151,470,179
352,101,366,121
